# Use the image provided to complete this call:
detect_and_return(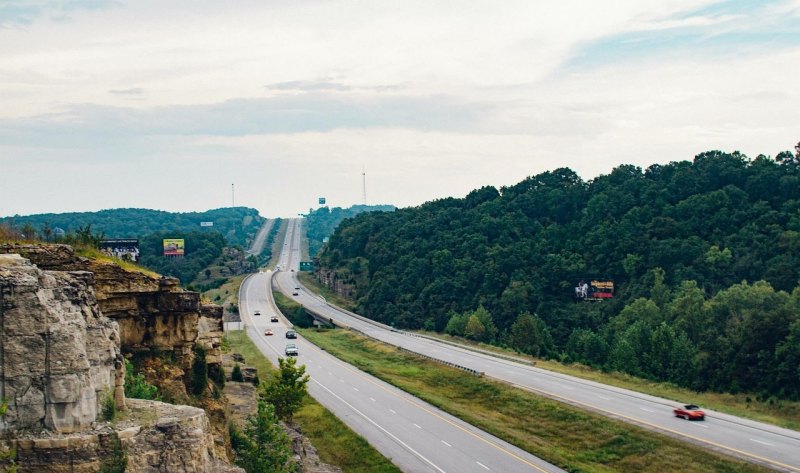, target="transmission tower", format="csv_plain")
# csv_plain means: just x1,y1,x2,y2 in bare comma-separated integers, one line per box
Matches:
362,166,367,205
